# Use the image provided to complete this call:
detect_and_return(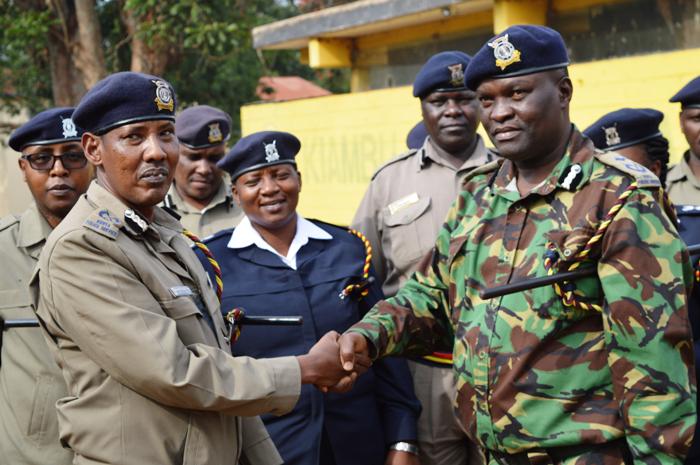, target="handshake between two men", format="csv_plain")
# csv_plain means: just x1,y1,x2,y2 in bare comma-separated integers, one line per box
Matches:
296,331,372,393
